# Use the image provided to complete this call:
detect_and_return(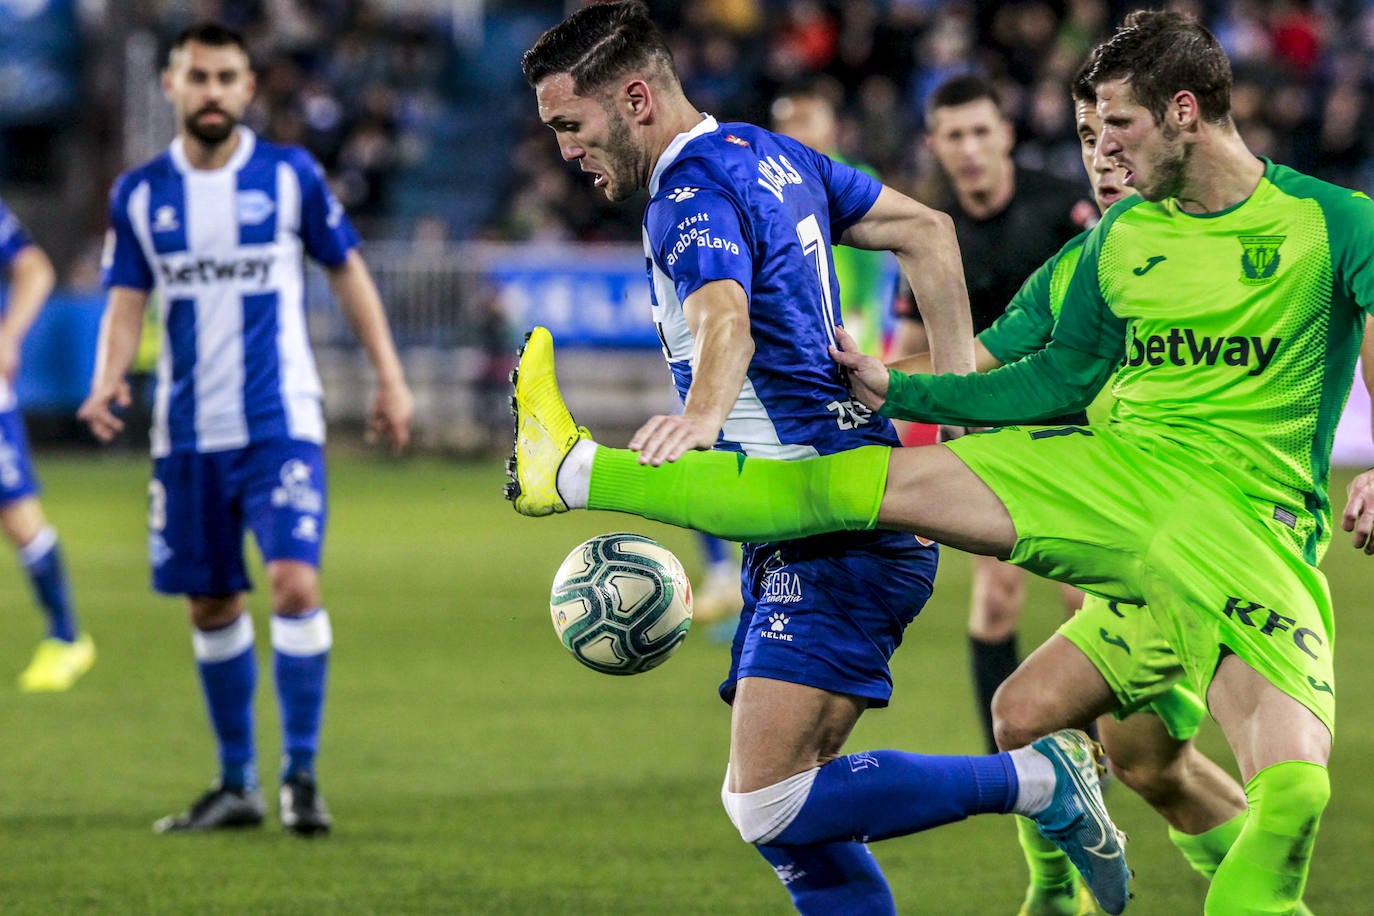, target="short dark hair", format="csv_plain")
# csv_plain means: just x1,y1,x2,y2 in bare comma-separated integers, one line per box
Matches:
1071,59,1096,107
1083,10,1232,124
168,22,249,66
926,73,1003,121
521,0,676,96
